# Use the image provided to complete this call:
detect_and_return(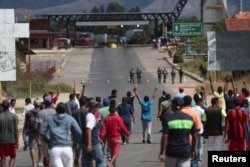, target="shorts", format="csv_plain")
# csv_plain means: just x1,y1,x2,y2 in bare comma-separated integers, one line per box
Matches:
0,143,16,158
41,140,50,157
29,133,40,149
229,139,246,151
107,136,120,156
